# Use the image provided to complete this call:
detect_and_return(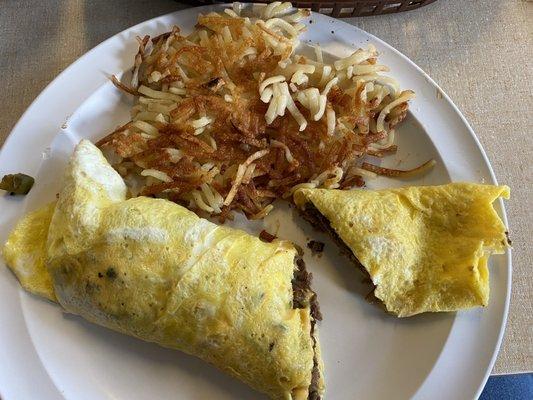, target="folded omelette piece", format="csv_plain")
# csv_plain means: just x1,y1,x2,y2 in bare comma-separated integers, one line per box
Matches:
3,140,324,400
294,184,510,317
